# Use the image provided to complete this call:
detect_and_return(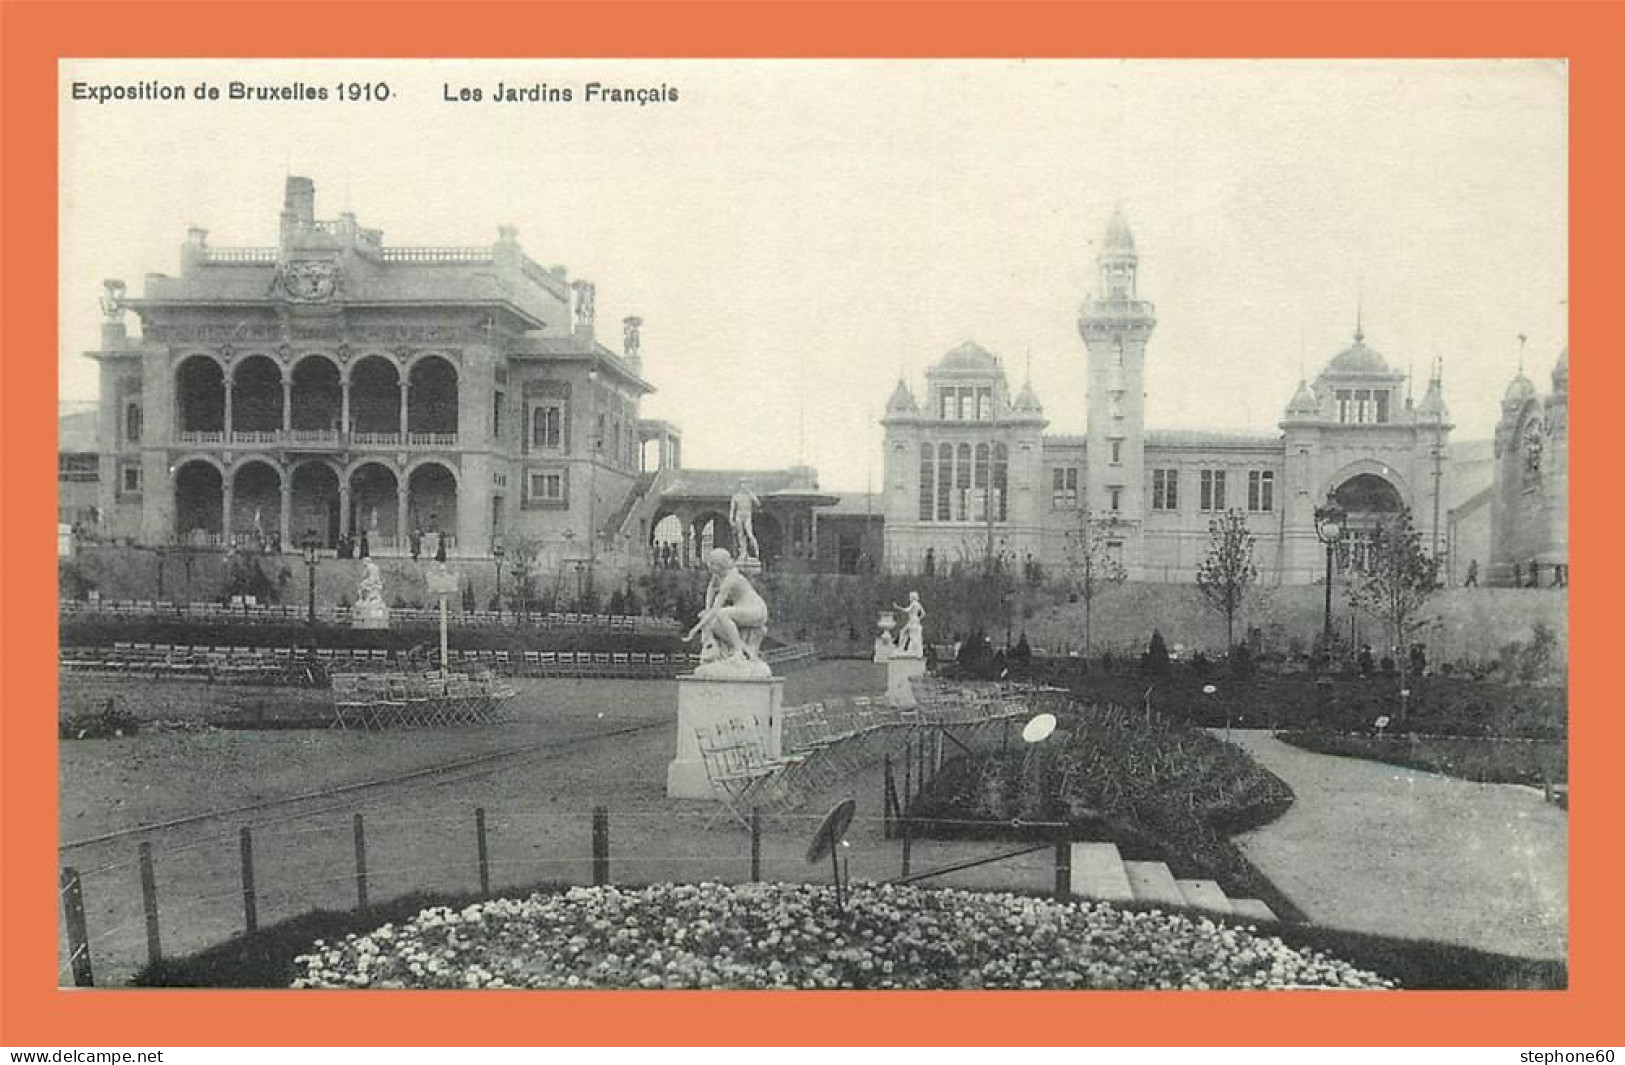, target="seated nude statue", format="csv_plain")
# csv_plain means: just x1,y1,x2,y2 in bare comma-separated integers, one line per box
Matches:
685,548,770,674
